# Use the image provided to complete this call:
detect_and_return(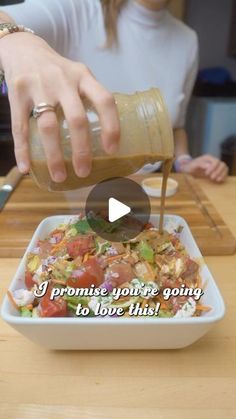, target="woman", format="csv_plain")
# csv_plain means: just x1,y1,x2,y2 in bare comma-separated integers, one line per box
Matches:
0,0,228,182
